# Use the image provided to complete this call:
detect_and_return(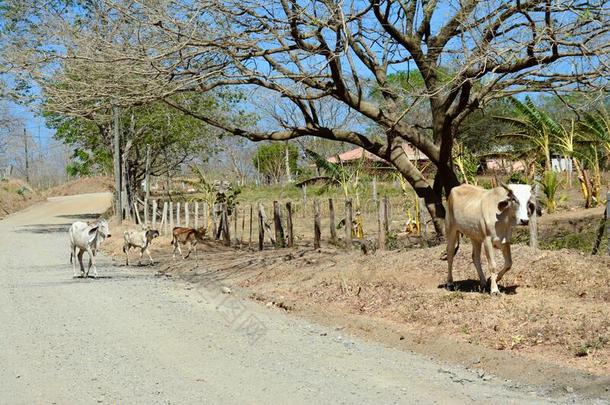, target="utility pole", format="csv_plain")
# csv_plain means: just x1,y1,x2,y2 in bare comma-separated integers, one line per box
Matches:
145,144,151,202
23,127,29,183
113,105,122,223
